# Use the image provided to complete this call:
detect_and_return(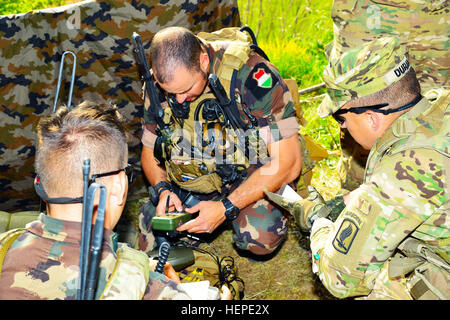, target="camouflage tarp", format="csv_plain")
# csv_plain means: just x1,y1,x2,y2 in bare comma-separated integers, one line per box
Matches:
0,0,240,212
